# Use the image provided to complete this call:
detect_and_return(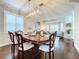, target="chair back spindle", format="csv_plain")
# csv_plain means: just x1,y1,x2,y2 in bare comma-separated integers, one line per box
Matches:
8,31,15,44
49,33,56,52
15,32,24,50
16,30,23,35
